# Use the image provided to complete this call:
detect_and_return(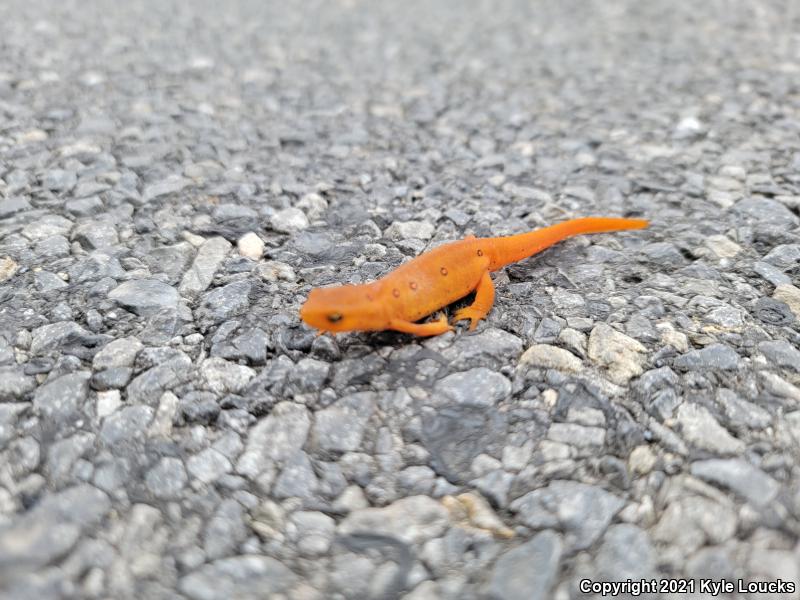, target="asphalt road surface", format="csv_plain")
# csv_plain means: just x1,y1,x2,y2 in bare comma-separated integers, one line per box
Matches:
1,1,800,598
